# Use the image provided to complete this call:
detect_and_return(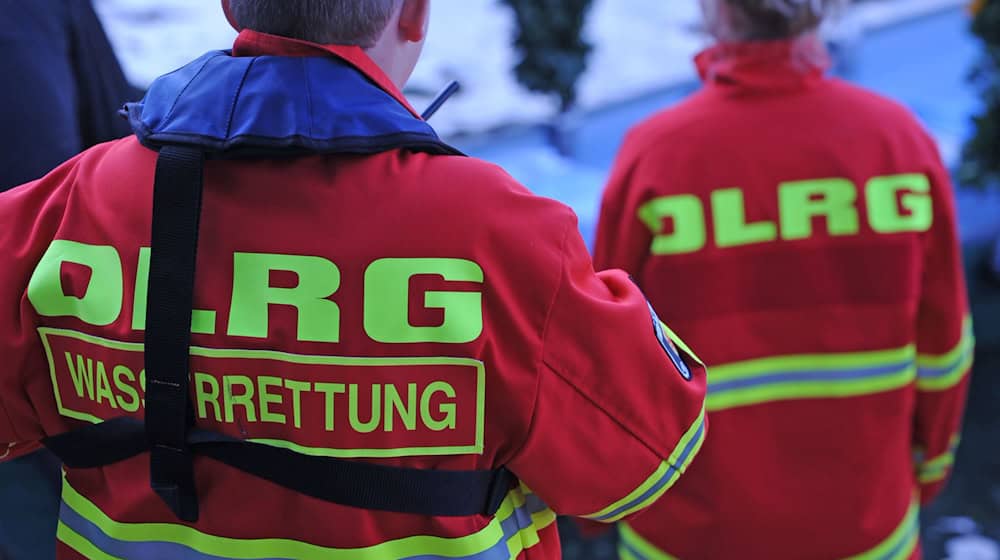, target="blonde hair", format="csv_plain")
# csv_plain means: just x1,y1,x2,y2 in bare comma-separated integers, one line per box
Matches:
706,0,844,41
229,0,399,47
